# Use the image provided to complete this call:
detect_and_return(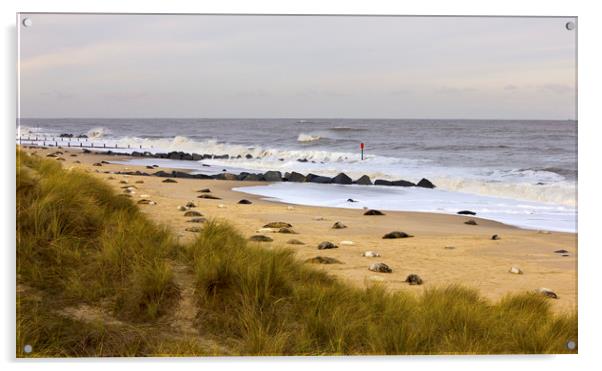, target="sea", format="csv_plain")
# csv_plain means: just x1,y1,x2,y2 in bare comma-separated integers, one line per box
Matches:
17,118,577,232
